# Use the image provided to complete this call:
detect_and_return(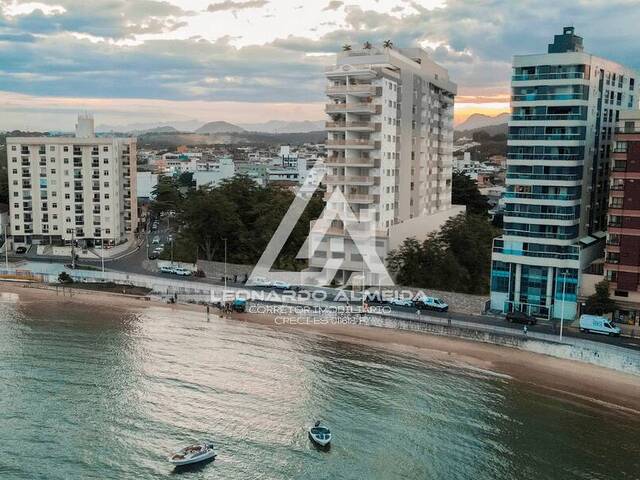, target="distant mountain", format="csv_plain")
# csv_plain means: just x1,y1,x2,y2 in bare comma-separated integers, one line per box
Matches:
141,126,178,134
96,120,202,133
456,112,509,131
136,130,326,147
239,120,325,133
195,121,245,134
